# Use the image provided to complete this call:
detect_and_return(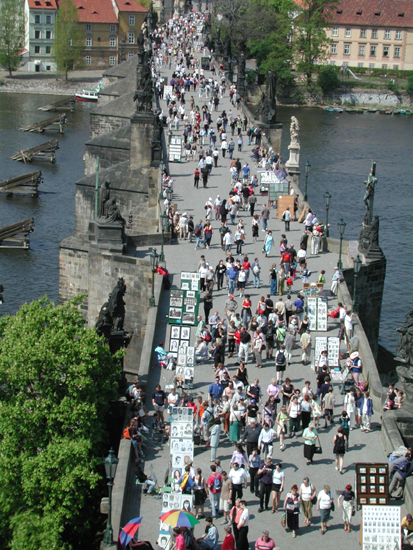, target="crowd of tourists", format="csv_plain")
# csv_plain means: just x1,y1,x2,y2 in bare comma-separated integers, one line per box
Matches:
122,8,408,550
